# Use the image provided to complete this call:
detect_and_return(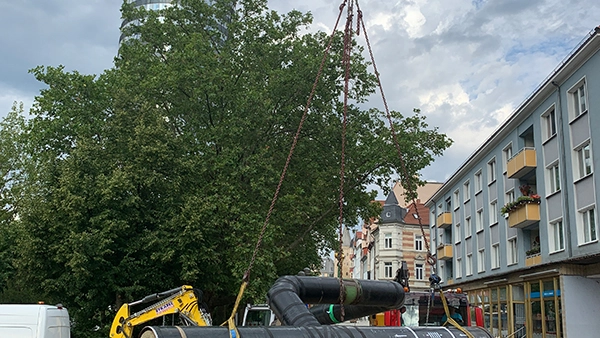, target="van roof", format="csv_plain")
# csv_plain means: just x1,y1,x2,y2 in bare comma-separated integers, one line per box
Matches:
0,305,68,317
